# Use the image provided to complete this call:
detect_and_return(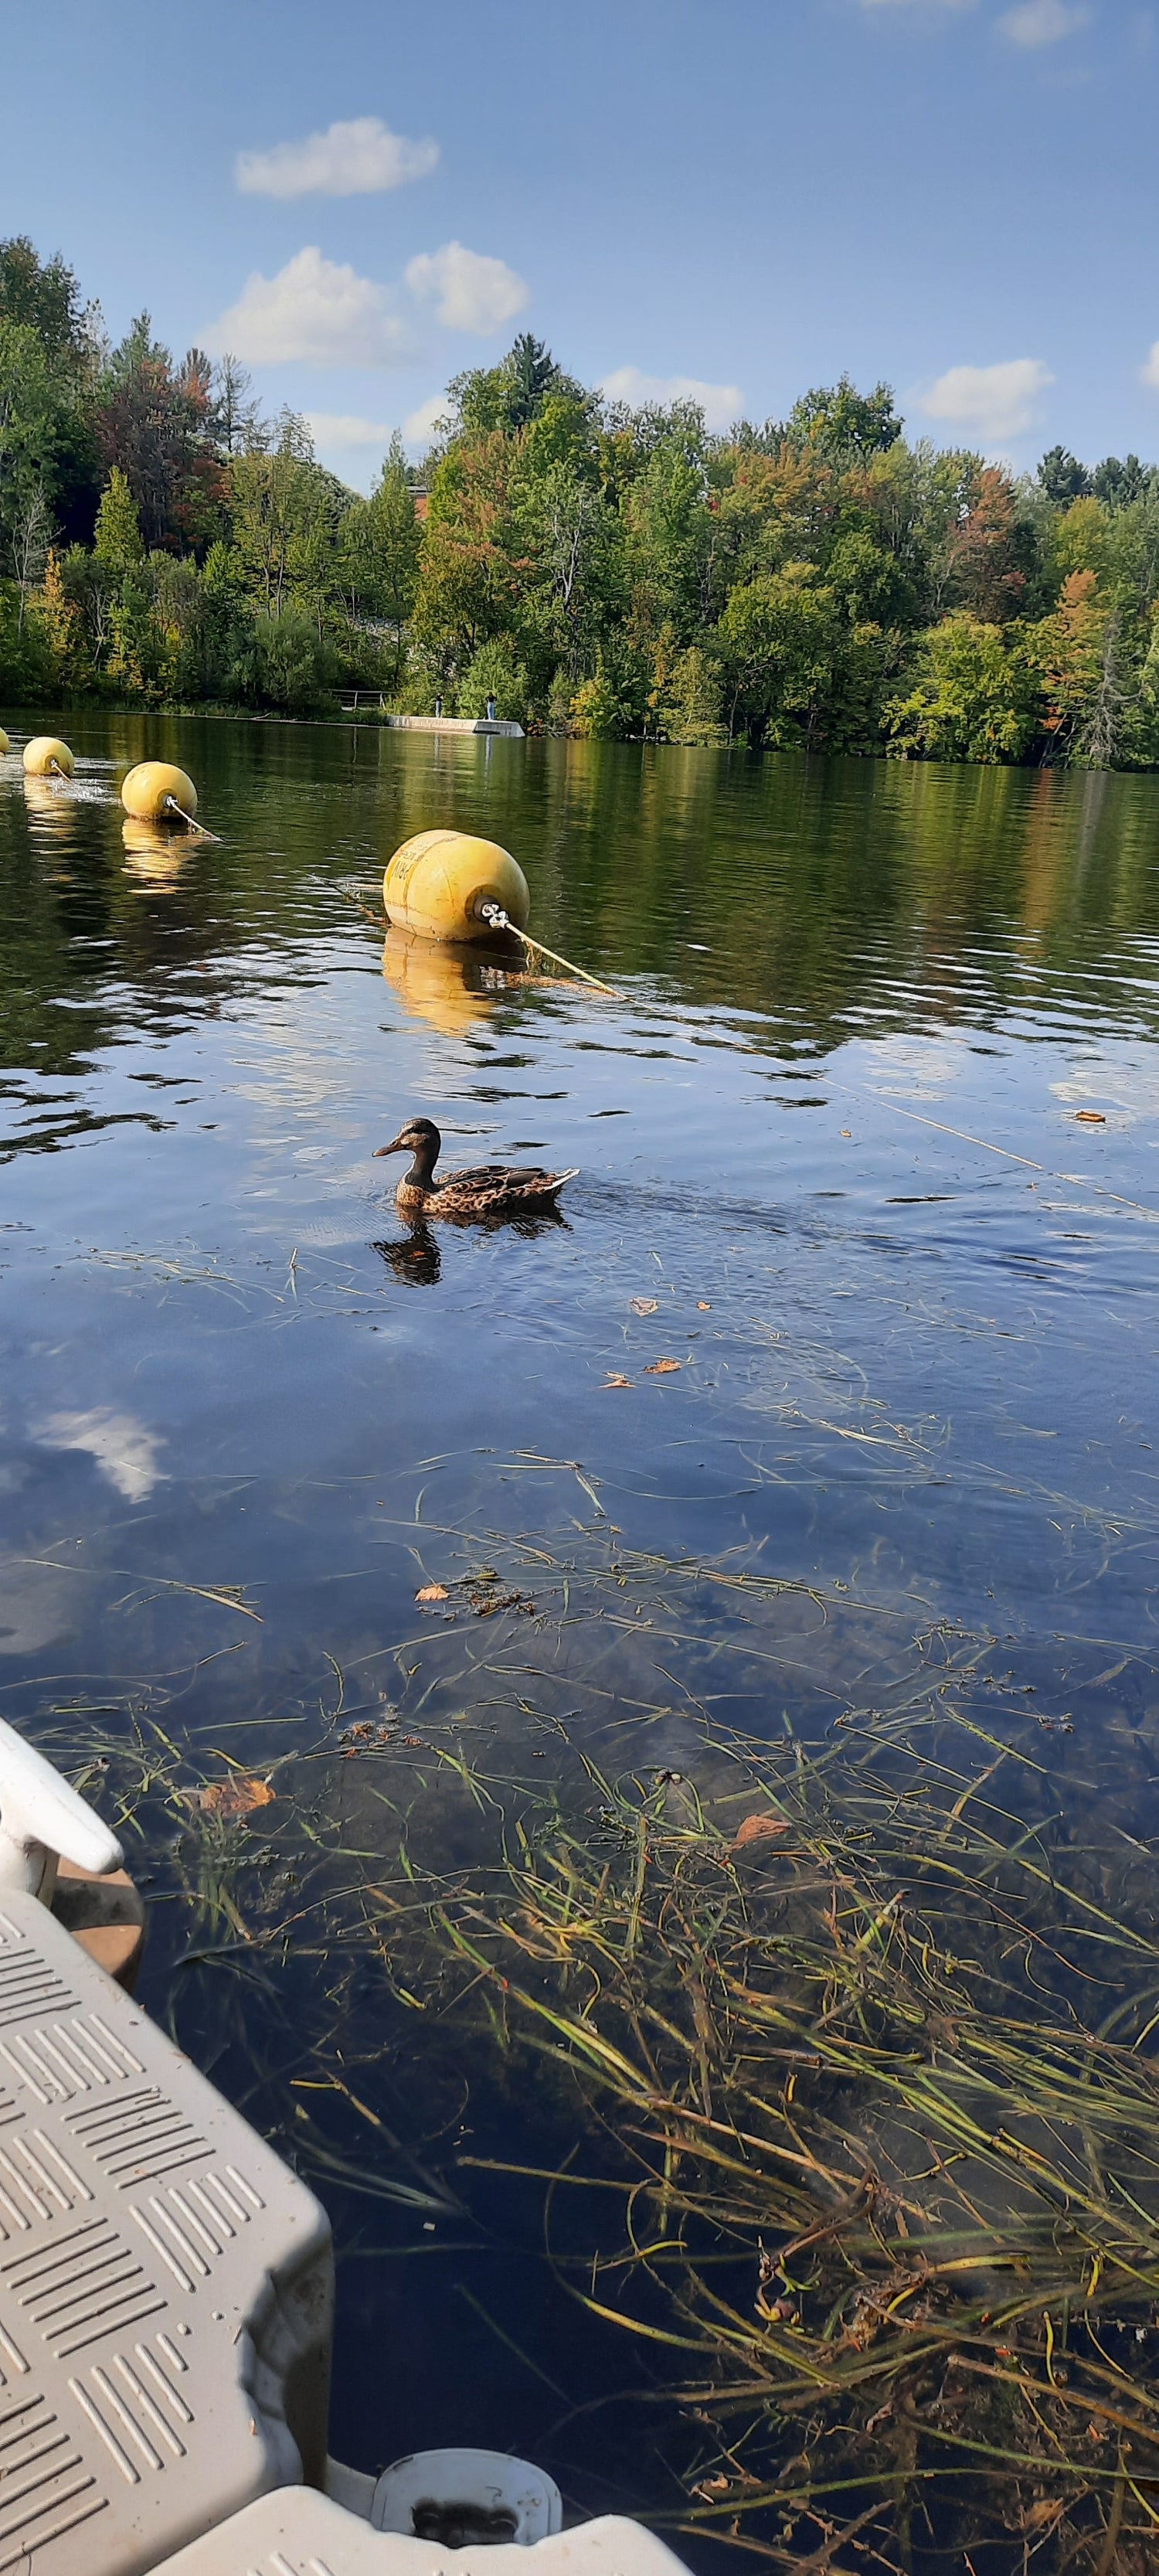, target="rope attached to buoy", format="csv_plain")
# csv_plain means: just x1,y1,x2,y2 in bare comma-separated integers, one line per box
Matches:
478,902,620,996
164,797,219,840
